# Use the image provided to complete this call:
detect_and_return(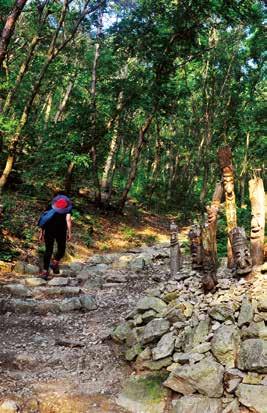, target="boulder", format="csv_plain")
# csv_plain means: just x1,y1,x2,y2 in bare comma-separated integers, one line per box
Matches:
152,332,175,360
24,277,46,287
48,277,69,286
236,384,267,413
209,304,235,322
164,358,224,397
222,399,240,413
59,298,81,312
171,395,222,413
129,257,145,271
79,295,98,310
211,325,240,368
5,284,31,298
139,357,173,371
258,295,267,312
24,263,39,274
238,297,254,327
117,374,168,413
125,344,143,361
136,297,167,314
141,318,170,345
237,339,267,373
13,261,25,273
112,322,133,343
